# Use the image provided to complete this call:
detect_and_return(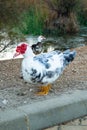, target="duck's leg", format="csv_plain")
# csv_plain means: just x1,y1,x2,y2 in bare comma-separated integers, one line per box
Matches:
36,84,51,96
